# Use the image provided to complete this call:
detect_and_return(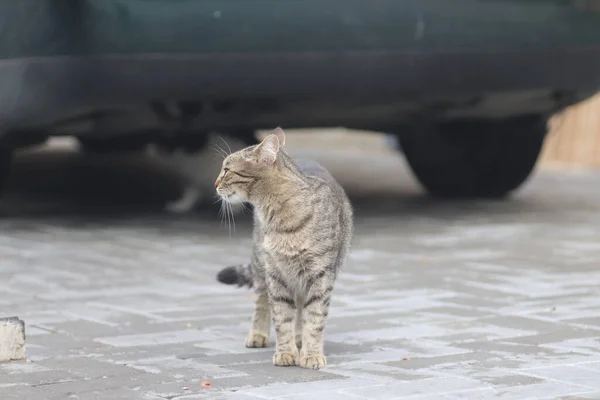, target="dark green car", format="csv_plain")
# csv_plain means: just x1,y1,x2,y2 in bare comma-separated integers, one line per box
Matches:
1,0,600,198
